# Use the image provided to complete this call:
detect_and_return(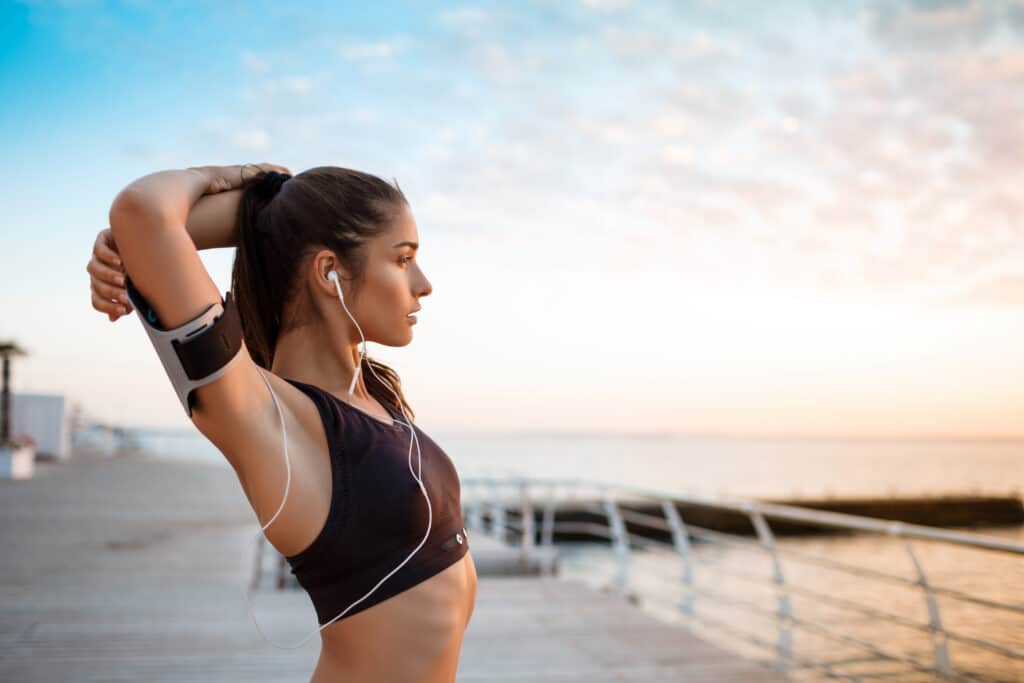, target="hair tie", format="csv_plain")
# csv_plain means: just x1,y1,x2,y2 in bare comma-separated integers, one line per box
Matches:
254,171,292,201
248,172,290,241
